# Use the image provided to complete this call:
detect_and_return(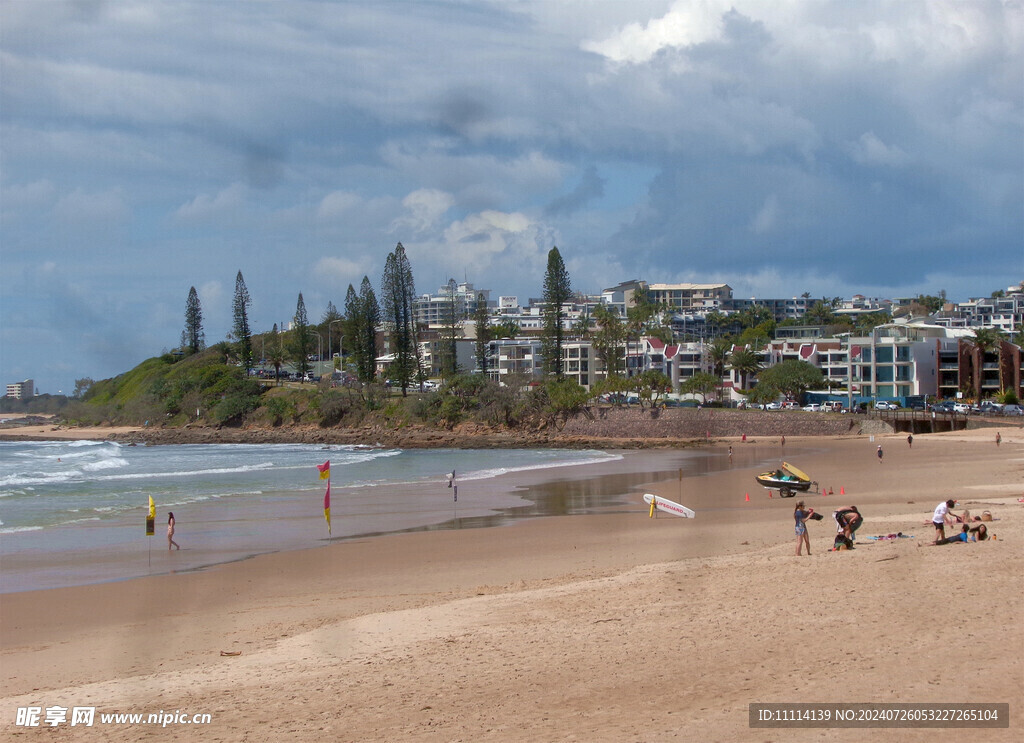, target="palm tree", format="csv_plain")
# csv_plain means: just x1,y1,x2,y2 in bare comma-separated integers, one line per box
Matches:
971,327,1005,398
728,347,762,390
708,337,733,379
266,332,286,385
